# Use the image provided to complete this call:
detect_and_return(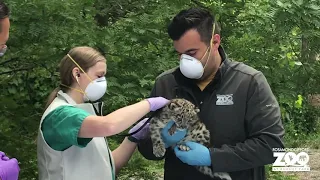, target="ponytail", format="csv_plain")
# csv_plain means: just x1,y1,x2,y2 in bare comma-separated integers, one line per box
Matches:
44,87,60,110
